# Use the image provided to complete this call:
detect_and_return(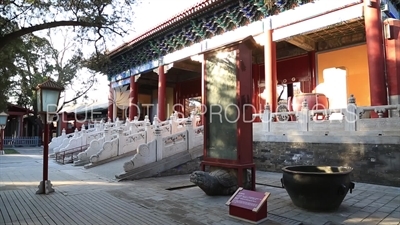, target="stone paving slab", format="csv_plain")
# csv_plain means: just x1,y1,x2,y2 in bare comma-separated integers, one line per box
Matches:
1,152,400,225
0,188,182,225
1,154,290,225
125,173,400,225
0,186,291,225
